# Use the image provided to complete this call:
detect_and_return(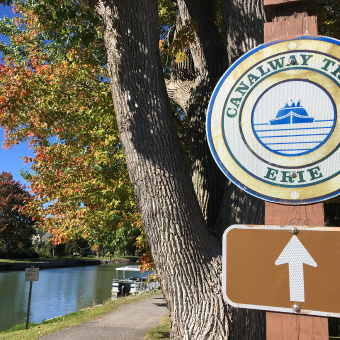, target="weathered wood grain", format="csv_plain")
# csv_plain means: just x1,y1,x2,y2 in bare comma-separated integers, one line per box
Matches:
264,0,329,338
265,202,324,226
266,312,328,340
264,16,318,41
